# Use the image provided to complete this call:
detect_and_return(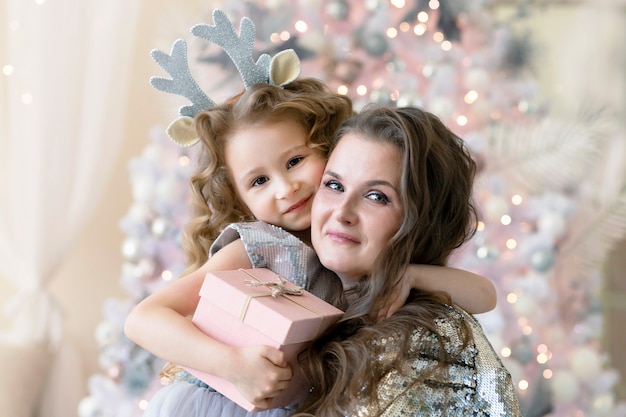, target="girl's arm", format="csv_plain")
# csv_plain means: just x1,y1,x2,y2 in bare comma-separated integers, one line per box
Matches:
124,239,291,409
377,265,497,319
